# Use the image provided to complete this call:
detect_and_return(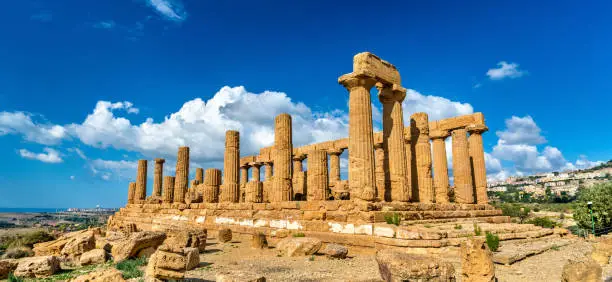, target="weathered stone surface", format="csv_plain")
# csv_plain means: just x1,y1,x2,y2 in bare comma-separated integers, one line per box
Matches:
71,267,125,282
0,259,19,279
216,270,266,282
251,233,268,249
34,229,93,257
591,237,612,265
160,230,207,253
467,124,488,204
111,231,166,262
14,256,60,278
319,243,348,259
79,249,107,266
218,229,233,243
174,146,190,203
162,176,175,204
561,257,602,282
272,113,293,202
154,250,187,271
145,251,184,281
221,131,240,203
461,238,495,282
136,247,157,259
153,158,165,198
61,231,96,258
307,149,328,201
376,249,456,282
411,112,433,203
431,130,450,204
203,168,222,203
452,128,474,204
184,247,199,270
276,237,322,257
353,52,400,85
